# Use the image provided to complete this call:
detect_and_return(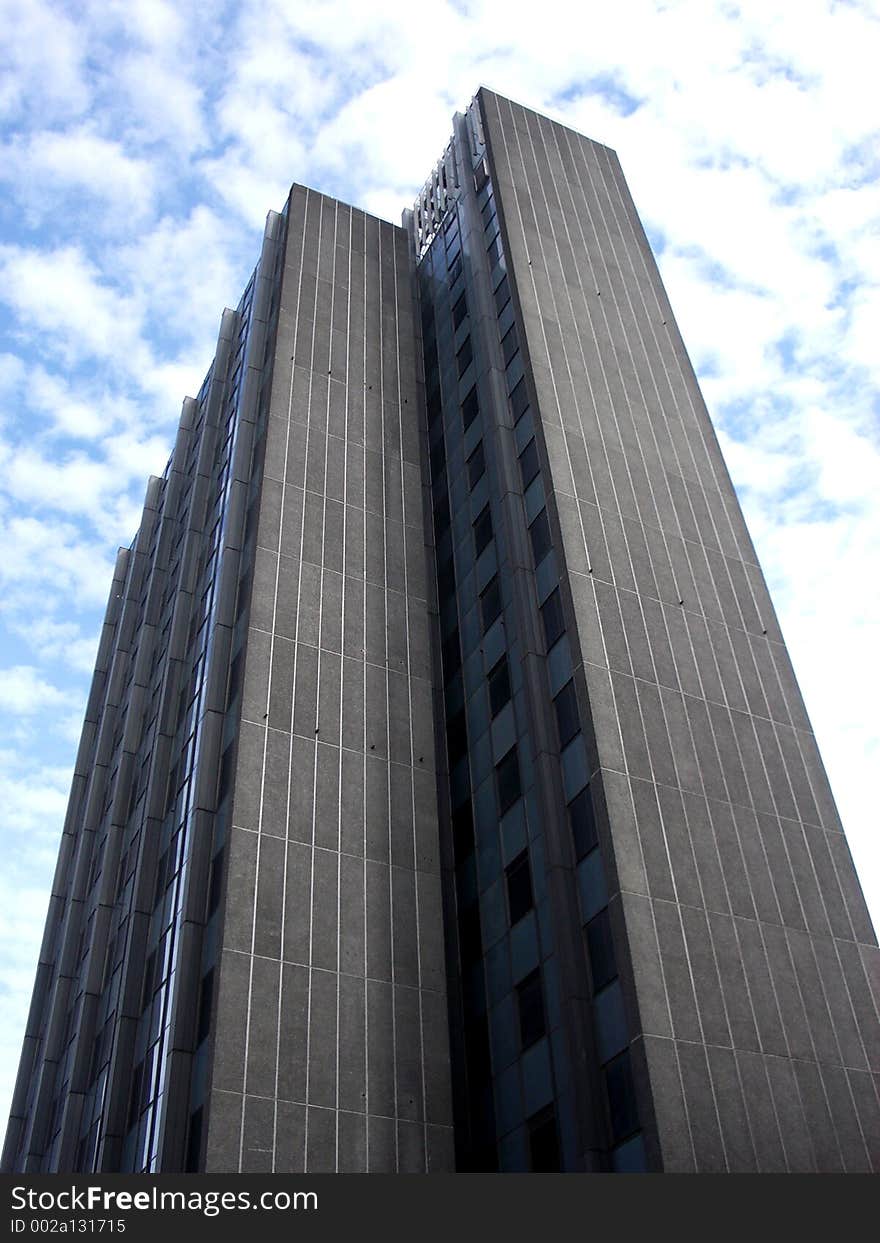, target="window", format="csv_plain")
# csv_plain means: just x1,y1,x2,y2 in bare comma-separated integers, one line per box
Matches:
437,556,456,601
196,968,214,1044
207,851,224,915
605,1050,640,1140
505,848,533,923
442,631,461,680
541,587,565,649
474,157,490,193
460,901,482,962
519,438,540,488
517,969,546,1048
488,656,511,717
510,376,529,421
467,440,486,488
554,681,581,747
494,273,510,314
430,437,446,480
487,232,503,269
481,194,497,230
473,505,493,556
501,323,519,367
569,787,598,859
434,493,451,535
529,508,552,564
446,708,468,765
461,385,479,430
497,746,522,814
449,252,463,286
457,335,473,377
452,292,468,330
586,908,616,990
528,1106,560,1172
452,801,475,862
480,575,502,633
